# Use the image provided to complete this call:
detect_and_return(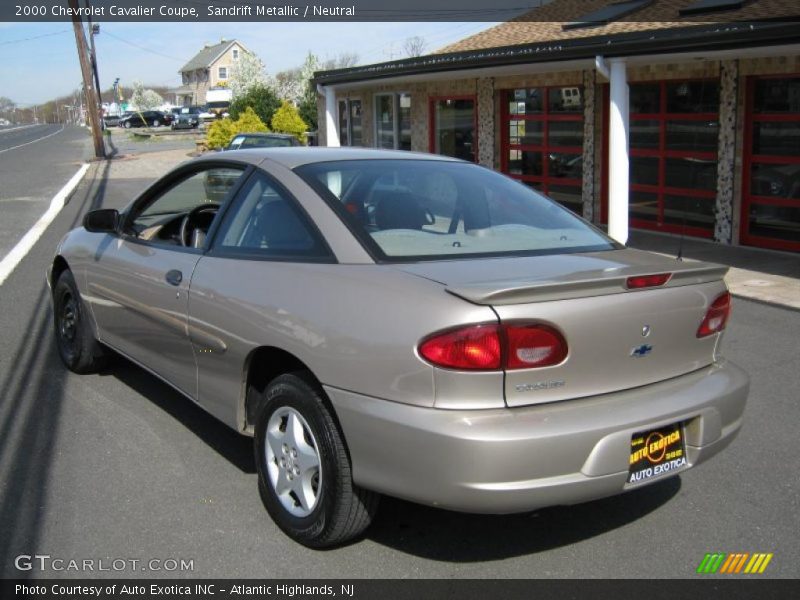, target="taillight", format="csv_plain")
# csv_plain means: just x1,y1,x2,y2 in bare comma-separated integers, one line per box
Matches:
697,292,731,338
626,273,672,289
418,325,501,370
418,323,567,371
505,324,568,369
